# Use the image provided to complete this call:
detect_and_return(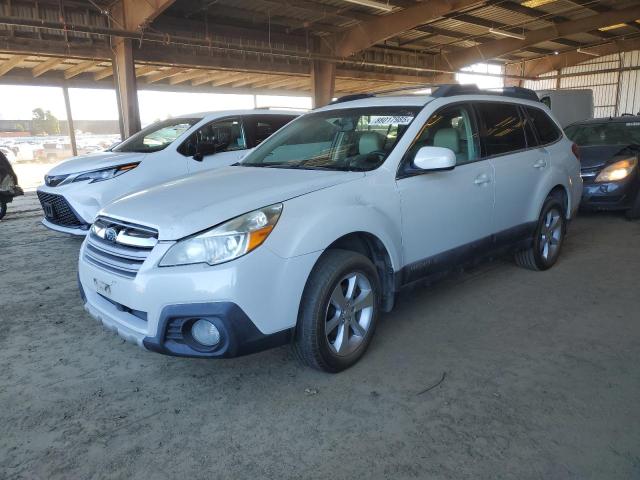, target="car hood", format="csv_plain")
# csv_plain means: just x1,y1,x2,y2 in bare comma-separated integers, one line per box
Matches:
579,144,636,169
101,166,364,240
47,151,148,175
